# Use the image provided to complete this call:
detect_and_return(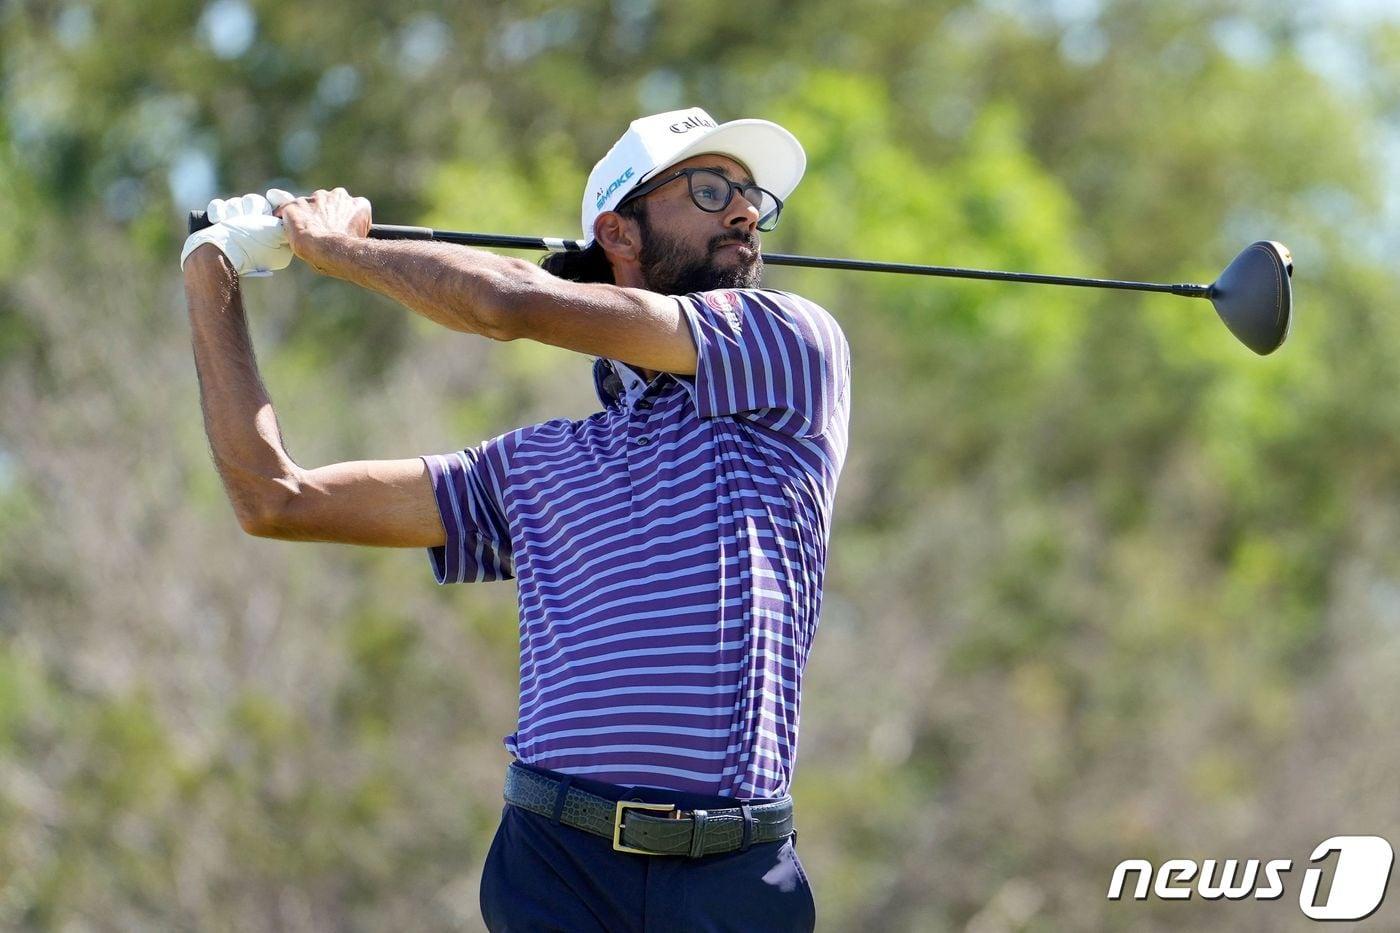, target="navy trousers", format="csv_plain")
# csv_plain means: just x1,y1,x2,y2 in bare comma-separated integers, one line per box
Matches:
480,762,817,932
